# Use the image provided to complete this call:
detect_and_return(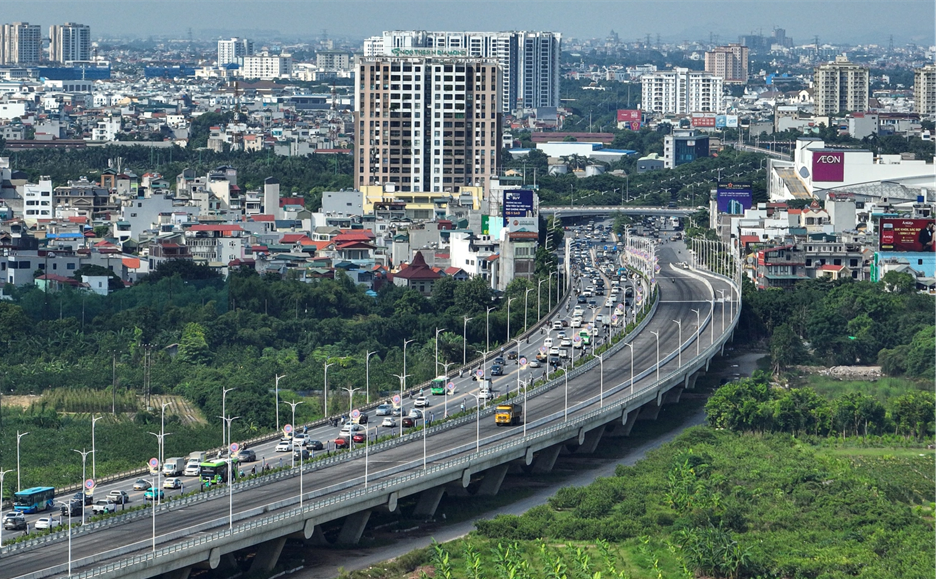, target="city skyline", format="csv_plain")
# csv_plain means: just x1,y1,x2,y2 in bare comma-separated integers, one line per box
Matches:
3,0,936,46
